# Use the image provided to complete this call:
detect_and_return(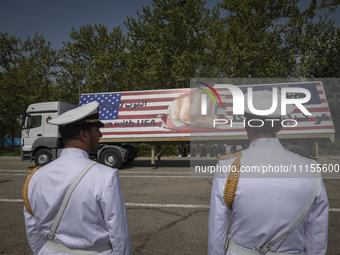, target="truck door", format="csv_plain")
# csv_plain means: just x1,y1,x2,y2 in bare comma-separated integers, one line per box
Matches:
42,113,59,138
22,114,43,152
22,112,60,143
